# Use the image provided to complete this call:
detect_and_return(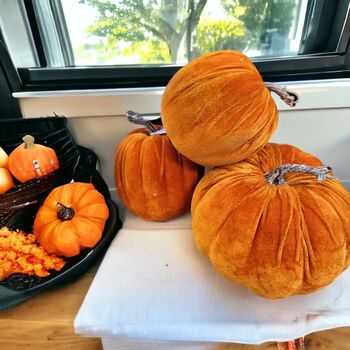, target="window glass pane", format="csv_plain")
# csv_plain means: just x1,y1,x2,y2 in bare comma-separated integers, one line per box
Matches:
0,0,39,68
60,0,308,66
